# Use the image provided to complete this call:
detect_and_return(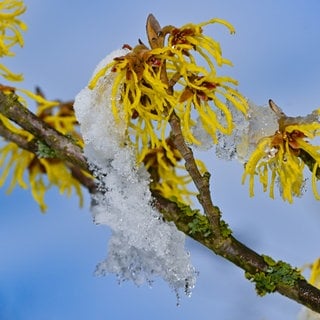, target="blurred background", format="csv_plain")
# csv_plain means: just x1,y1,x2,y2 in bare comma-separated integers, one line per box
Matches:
1,1,320,319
